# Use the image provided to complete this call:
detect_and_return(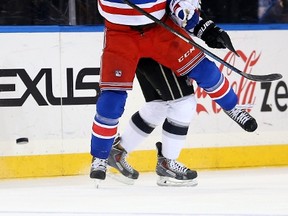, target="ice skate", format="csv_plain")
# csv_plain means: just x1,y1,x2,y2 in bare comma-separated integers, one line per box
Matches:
155,142,198,187
90,157,107,188
224,105,258,132
107,136,139,185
